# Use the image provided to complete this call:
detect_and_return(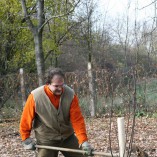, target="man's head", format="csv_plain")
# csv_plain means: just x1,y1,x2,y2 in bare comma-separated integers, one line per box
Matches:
46,68,65,95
